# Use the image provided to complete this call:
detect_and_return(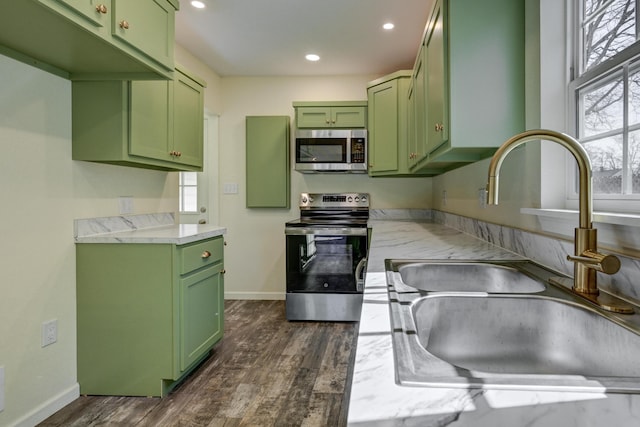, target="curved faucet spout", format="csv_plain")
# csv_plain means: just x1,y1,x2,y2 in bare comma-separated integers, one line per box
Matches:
486,129,593,229
485,129,631,313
